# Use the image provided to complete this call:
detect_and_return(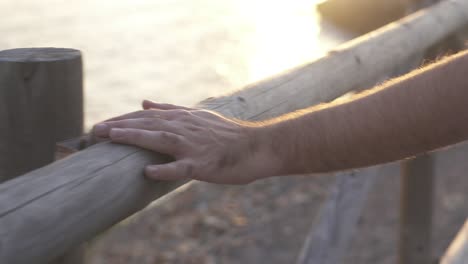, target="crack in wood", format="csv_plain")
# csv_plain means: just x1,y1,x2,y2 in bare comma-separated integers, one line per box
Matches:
0,149,141,219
